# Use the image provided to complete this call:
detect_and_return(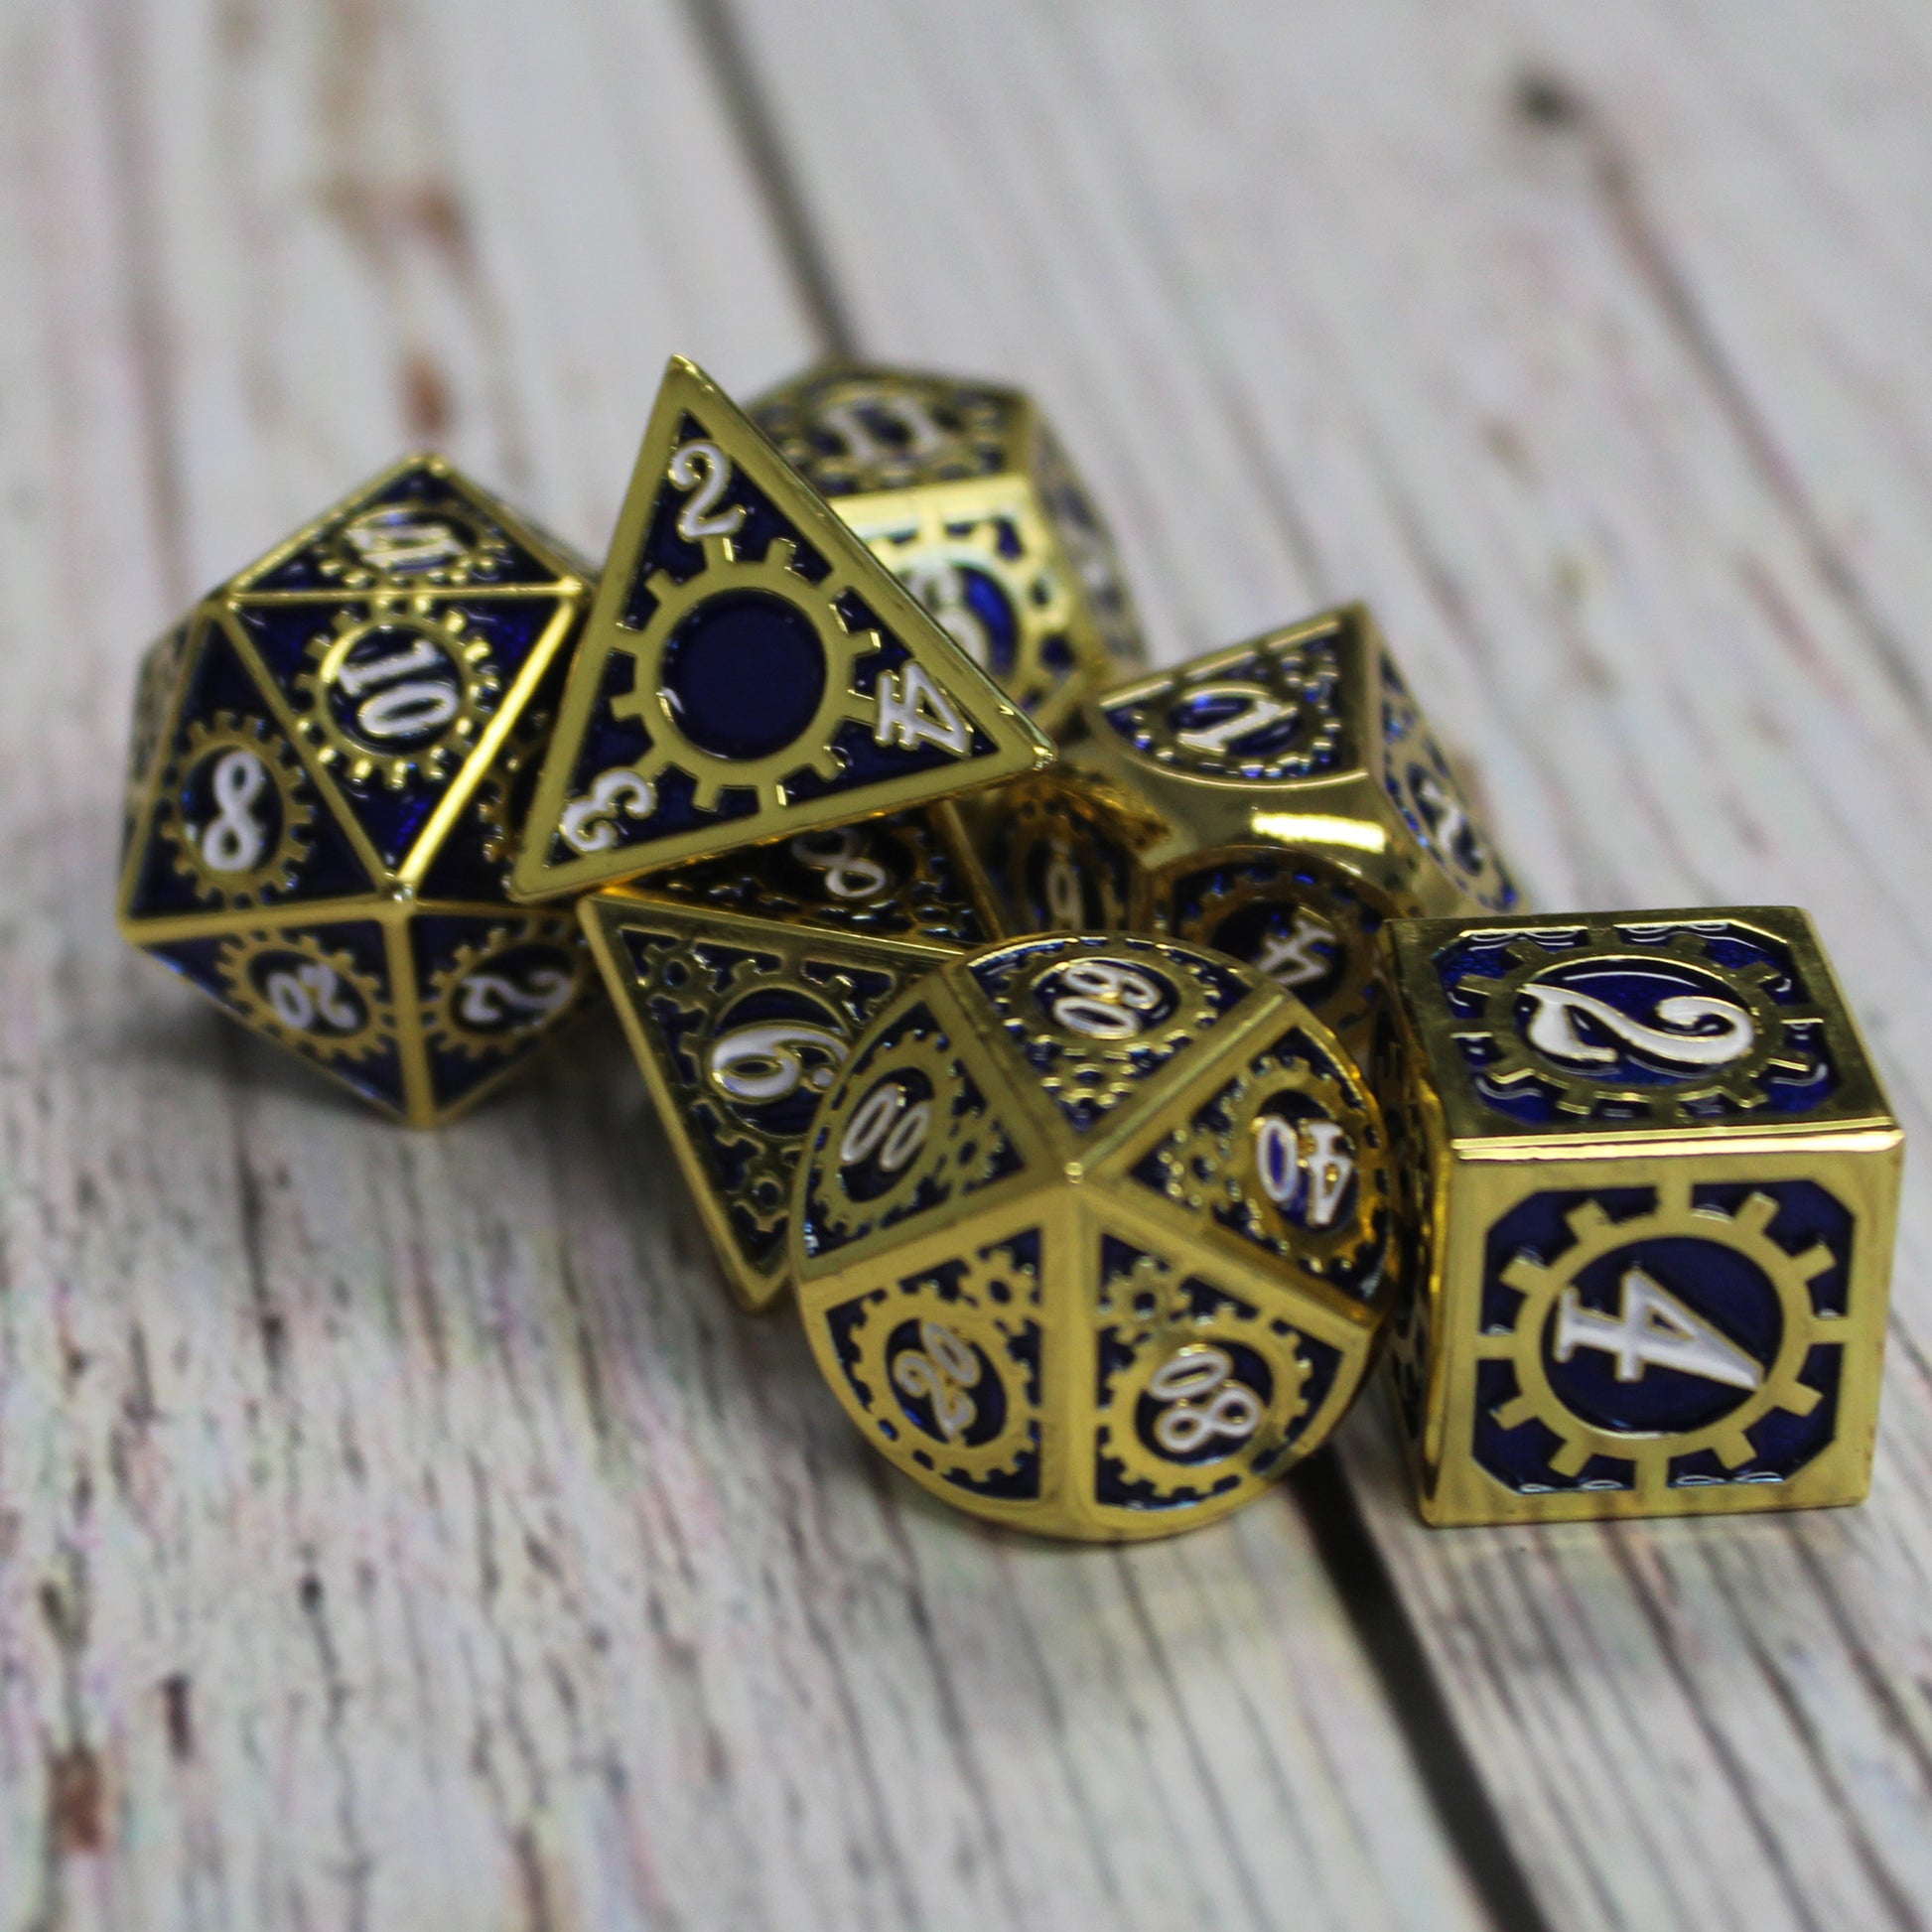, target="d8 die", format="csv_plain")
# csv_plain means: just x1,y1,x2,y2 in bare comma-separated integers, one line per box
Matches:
581,806,1002,1311
1378,906,1901,1525
986,604,1517,1052
118,456,600,1125
753,360,1145,733
511,357,1052,903
789,933,1395,1540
